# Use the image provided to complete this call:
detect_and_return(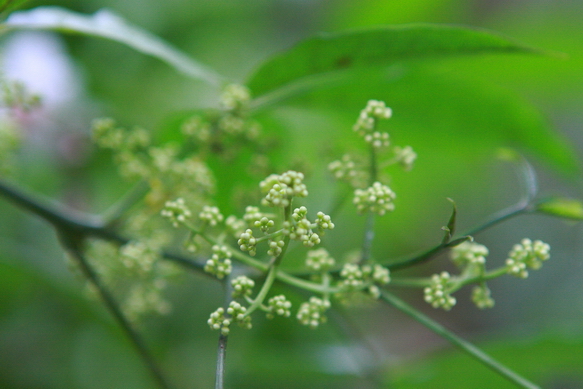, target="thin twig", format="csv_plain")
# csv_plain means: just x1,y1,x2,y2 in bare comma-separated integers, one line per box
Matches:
62,235,171,389
215,334,228,389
